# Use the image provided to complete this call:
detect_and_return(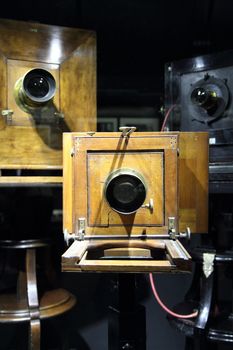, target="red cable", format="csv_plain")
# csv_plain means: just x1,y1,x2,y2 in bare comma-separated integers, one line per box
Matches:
149,273,198,319
160,104,176,131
